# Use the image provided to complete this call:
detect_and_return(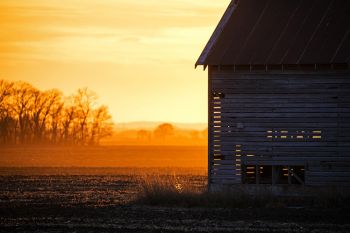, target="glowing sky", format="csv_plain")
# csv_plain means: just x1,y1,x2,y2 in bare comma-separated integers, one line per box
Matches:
0,0,230,123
